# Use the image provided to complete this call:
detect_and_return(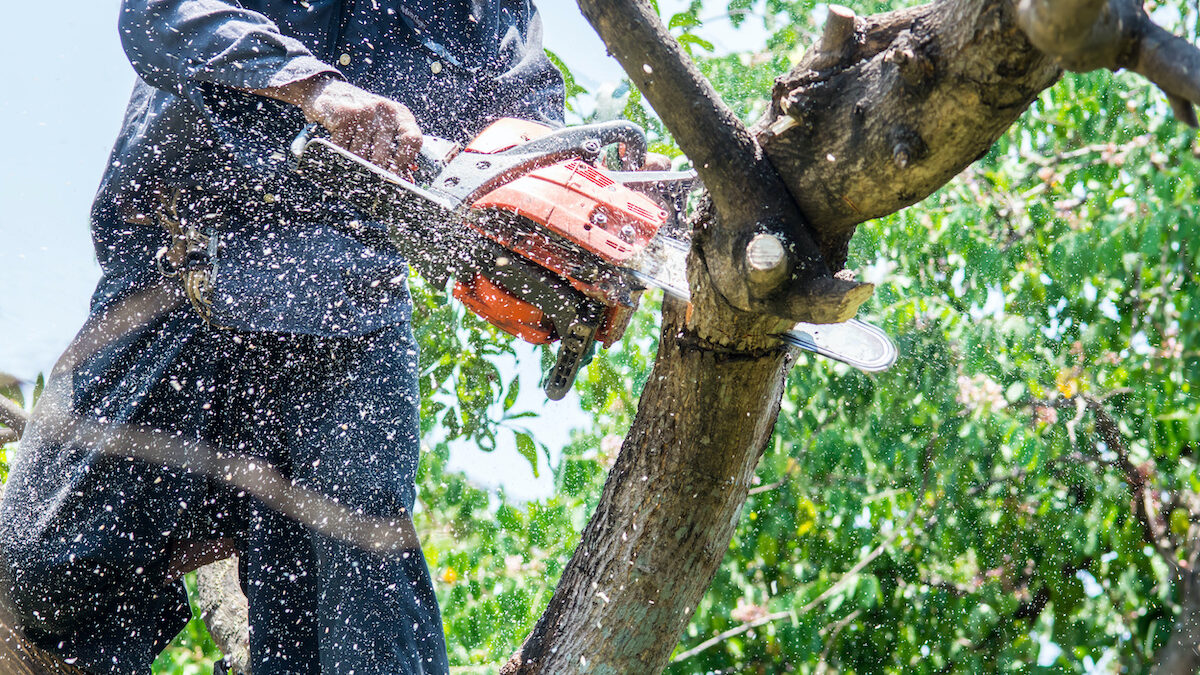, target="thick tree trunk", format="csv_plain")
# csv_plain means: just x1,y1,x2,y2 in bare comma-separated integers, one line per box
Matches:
503,300,789,673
